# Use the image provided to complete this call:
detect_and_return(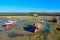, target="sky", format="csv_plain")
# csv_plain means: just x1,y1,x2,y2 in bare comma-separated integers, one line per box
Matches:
0,0,60,12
